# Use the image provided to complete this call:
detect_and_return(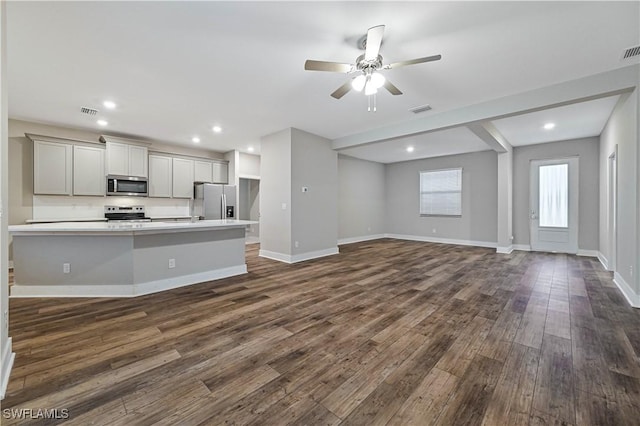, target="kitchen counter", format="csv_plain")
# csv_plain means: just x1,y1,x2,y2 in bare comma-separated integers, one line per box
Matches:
10,219,255,235
9,220,257,298
25,217,108,224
